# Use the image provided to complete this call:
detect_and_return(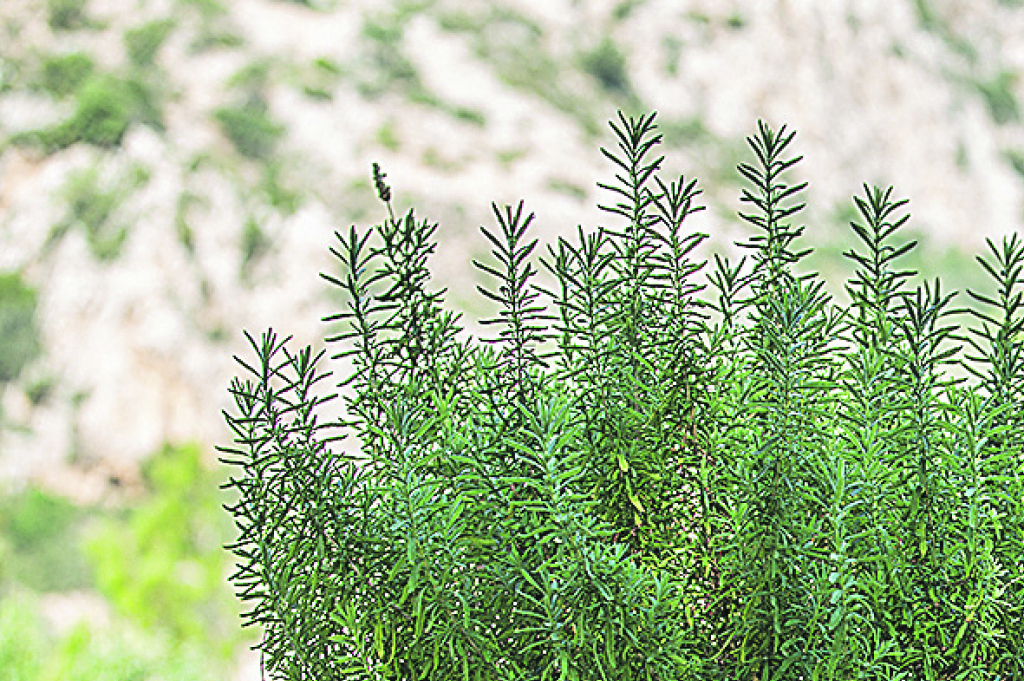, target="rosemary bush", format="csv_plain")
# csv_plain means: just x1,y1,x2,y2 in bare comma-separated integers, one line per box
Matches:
220,112,1024,680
